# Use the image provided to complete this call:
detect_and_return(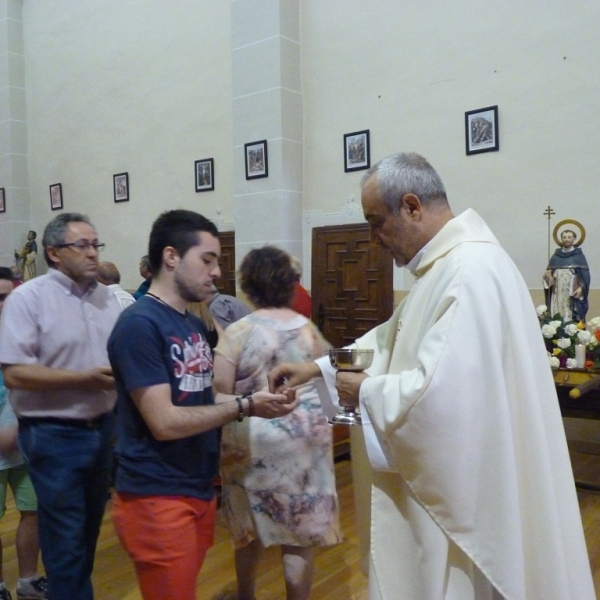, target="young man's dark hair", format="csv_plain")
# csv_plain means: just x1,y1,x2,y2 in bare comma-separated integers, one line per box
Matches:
0,267,12,282
148,210,219,273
